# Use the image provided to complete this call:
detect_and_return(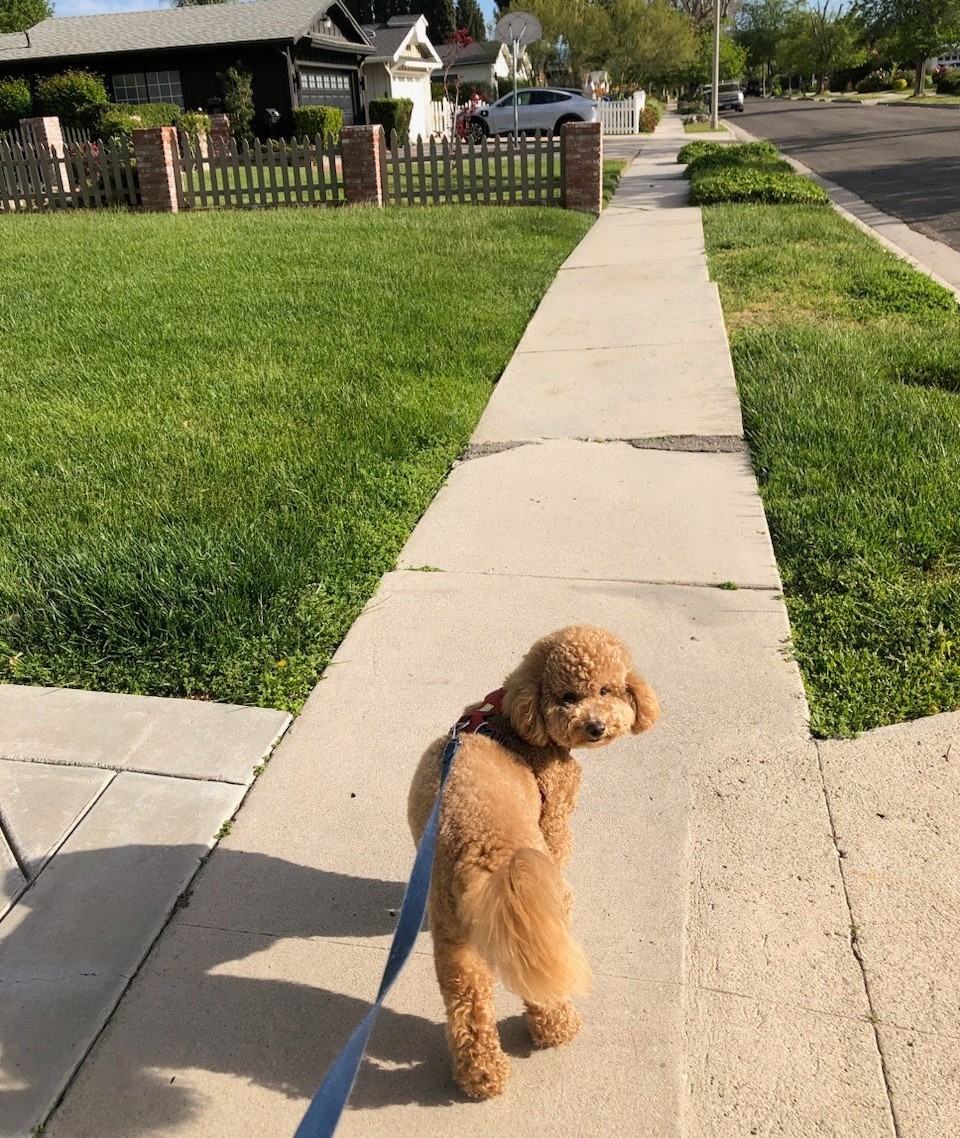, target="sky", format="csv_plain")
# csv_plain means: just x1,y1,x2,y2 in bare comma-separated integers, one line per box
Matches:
53,0,500,21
